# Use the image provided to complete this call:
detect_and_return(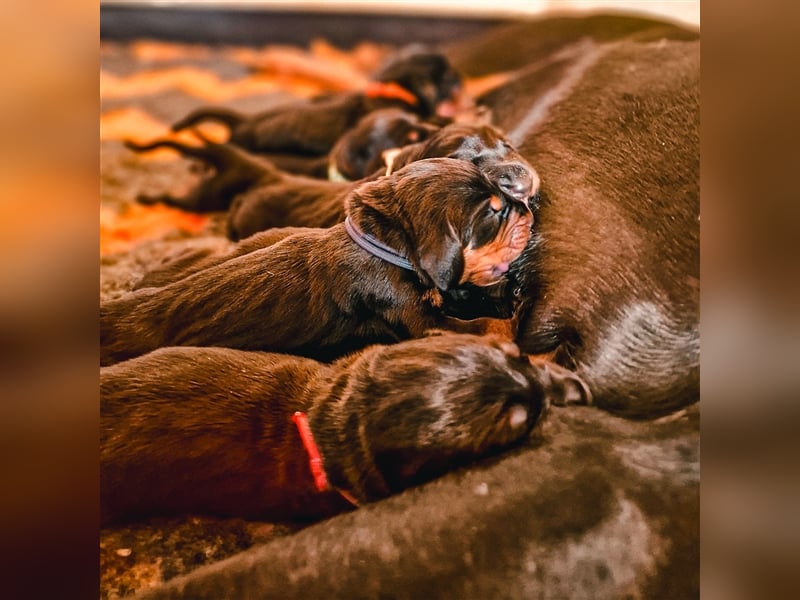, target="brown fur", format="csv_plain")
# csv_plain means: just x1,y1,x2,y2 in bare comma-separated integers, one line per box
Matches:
265,108,440,179
101,333,589,525
125,108,441,212
499,39,700,418
124,121,540,293
100,159,532,365
170,47,463,156
229,121,539,240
